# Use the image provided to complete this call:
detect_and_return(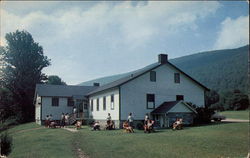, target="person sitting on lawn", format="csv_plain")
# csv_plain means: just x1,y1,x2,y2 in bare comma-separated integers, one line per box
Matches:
49,121,57,128
75,120,82,130
123,121,134,133
144,120,155,133
106,120,115,130
92,121,101,131
173,118,183,130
